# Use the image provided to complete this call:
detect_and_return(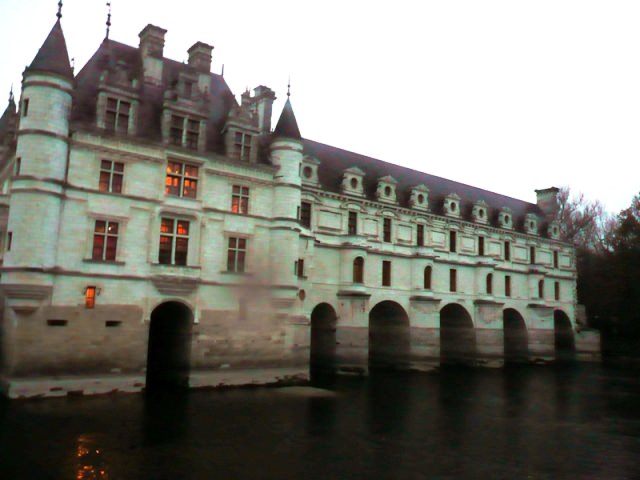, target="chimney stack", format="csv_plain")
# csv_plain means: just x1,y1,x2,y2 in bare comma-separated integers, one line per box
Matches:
252,86,276,134
188,42,214,73
535,187,560,219
139,24,166,84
